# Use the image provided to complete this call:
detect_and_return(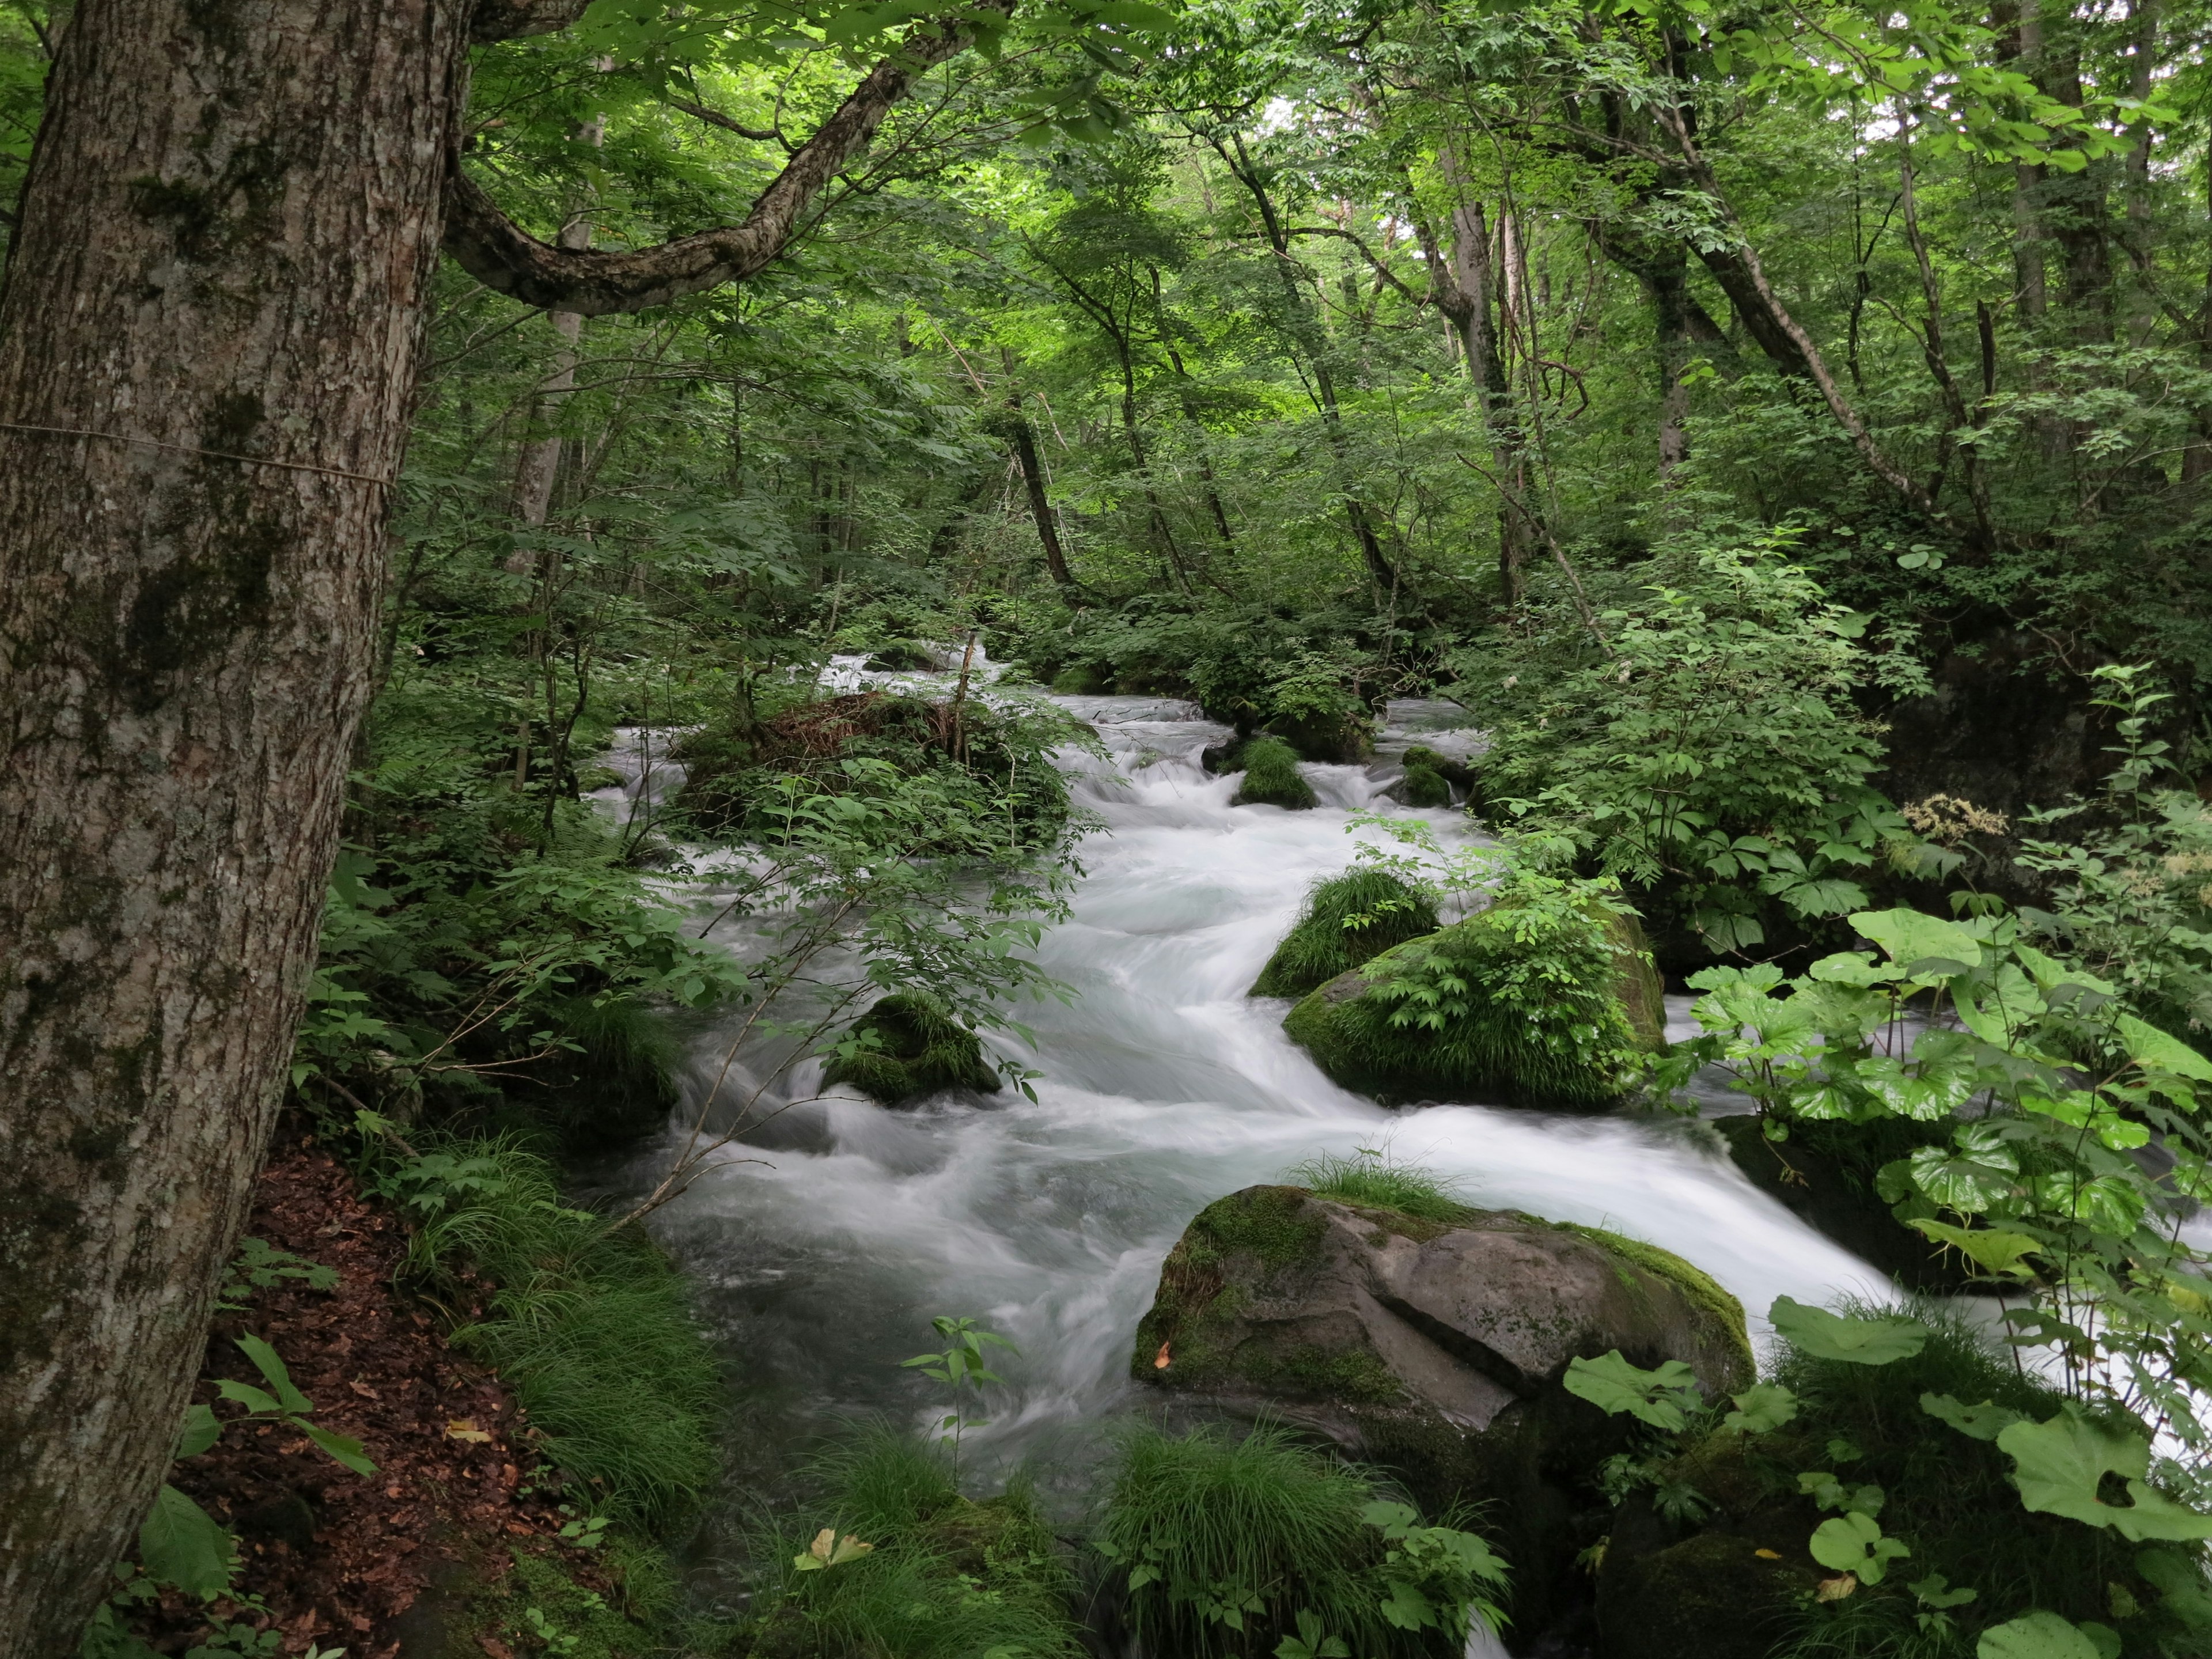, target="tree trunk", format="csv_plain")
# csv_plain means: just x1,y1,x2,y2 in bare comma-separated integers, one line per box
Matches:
0,0,468,1647
1005,403,1077,588
512,141,601,526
